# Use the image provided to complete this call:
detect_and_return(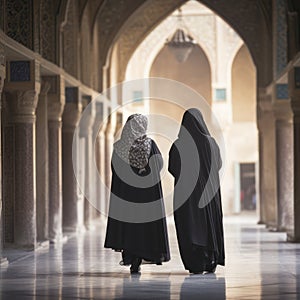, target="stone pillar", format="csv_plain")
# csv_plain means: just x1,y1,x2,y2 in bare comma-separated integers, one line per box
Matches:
46,76,65,242
94,102,108,215
0,44,7,264
93,102,104,217
36,80,50,242
257,87,278,228
288,67,300,241
114,112,123,138
4,60,41,248
62,87,82,232
104,110,116,201
273,84,294,233
79,96,96,229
